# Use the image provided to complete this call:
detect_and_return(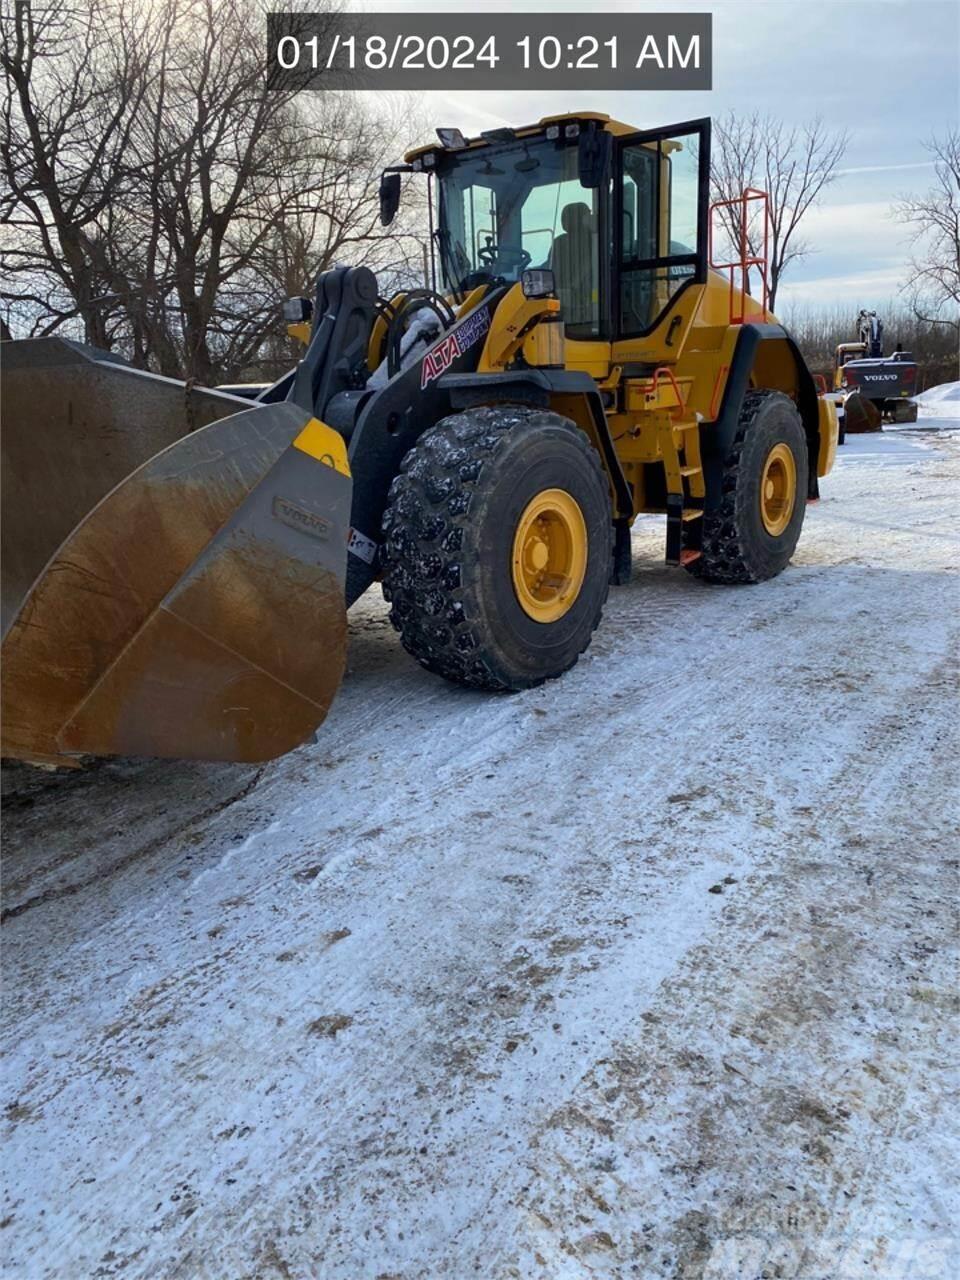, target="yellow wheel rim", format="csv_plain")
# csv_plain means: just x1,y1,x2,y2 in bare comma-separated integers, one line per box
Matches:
759,442,797,536
511,488,588,623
